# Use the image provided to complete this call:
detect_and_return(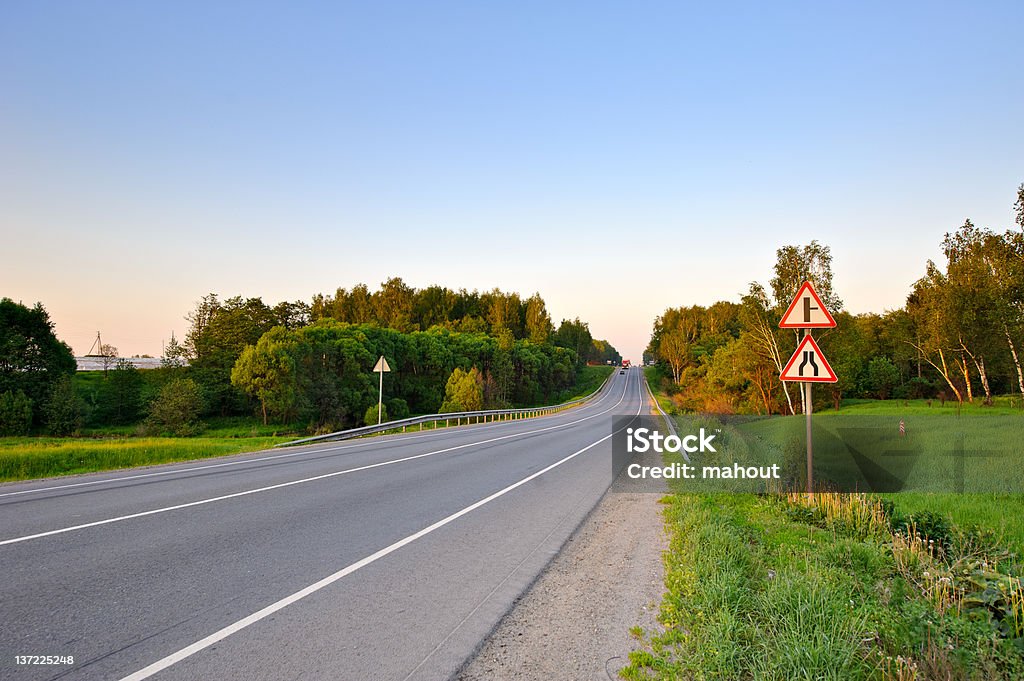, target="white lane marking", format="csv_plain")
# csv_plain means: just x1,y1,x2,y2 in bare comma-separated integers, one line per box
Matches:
0,373,621,499
118,429,620,680
400,367,646,681
0,377,629,547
